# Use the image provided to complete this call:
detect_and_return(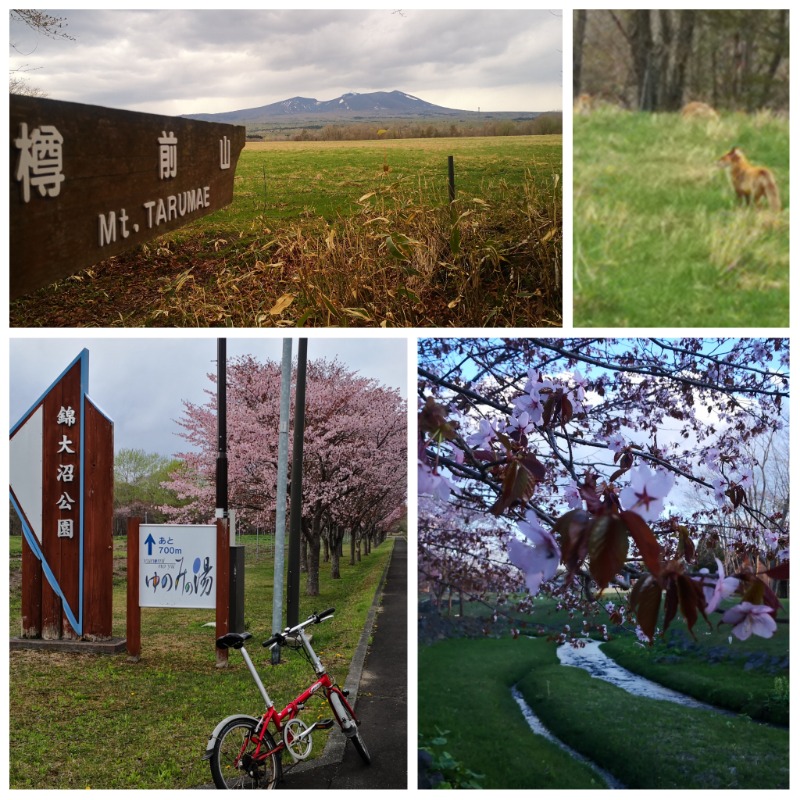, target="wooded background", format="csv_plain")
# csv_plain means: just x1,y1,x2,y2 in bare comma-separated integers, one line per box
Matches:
573,10,789,112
